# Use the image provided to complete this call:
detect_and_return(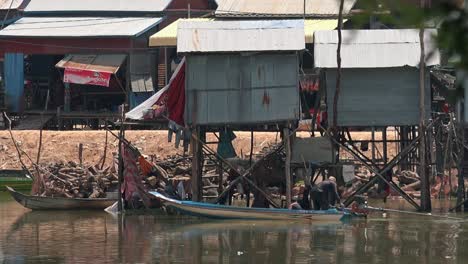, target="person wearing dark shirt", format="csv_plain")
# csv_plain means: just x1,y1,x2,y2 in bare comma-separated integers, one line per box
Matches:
311,176,341,210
